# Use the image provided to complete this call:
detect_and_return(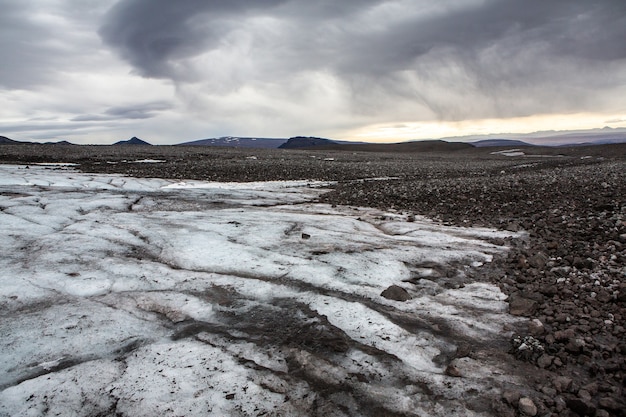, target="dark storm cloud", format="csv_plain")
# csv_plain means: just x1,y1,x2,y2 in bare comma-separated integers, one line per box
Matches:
100,0,626,76
99,0,291,79
343,0,626,73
